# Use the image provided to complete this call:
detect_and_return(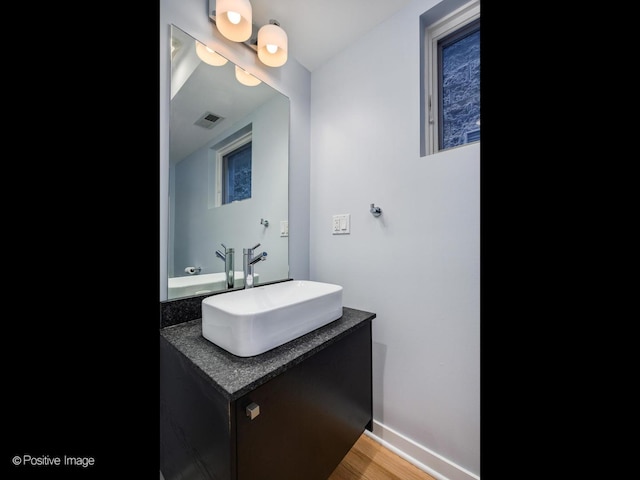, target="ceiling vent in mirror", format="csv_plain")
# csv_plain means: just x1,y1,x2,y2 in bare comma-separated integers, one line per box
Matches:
195,111,224,129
